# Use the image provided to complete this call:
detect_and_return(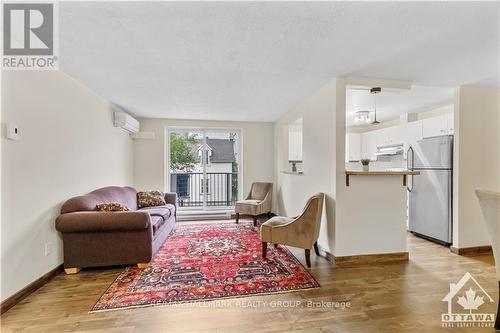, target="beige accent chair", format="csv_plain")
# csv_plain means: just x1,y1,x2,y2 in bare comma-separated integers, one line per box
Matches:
260,192,324,268
476,189,500,330
235,182,273,226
